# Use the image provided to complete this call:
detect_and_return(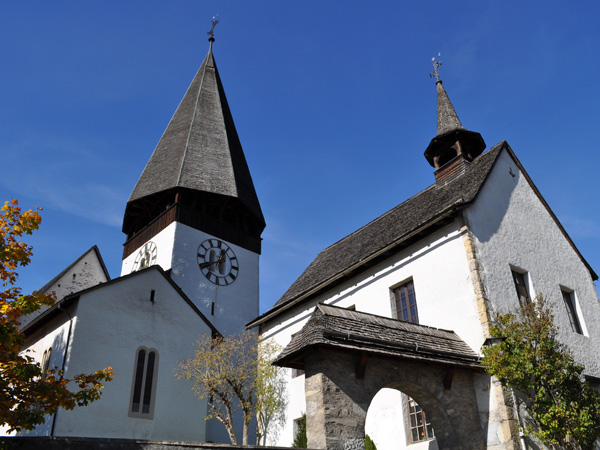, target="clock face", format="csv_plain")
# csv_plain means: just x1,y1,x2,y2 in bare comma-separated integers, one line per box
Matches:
197,239,239,286
132,241,157,272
